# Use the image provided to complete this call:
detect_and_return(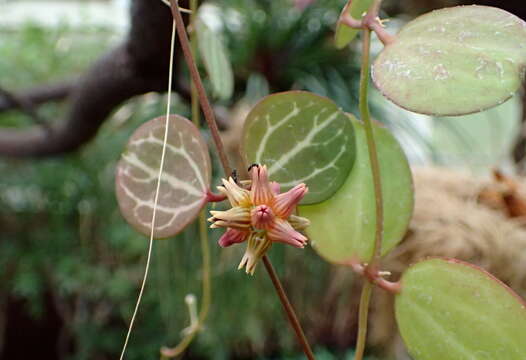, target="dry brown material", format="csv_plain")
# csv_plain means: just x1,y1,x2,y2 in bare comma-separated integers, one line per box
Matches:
369,167,526,358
